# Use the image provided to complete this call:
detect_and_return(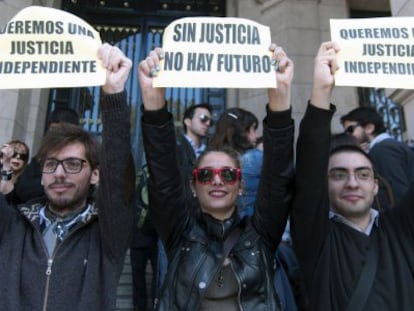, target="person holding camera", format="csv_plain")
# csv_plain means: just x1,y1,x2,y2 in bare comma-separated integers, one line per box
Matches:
0,140,30,205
